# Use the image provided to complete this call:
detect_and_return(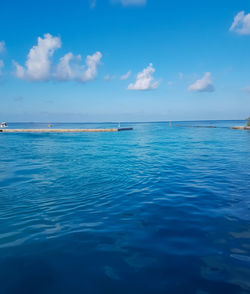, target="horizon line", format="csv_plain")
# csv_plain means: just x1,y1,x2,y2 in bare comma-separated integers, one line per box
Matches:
2,119,247,124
